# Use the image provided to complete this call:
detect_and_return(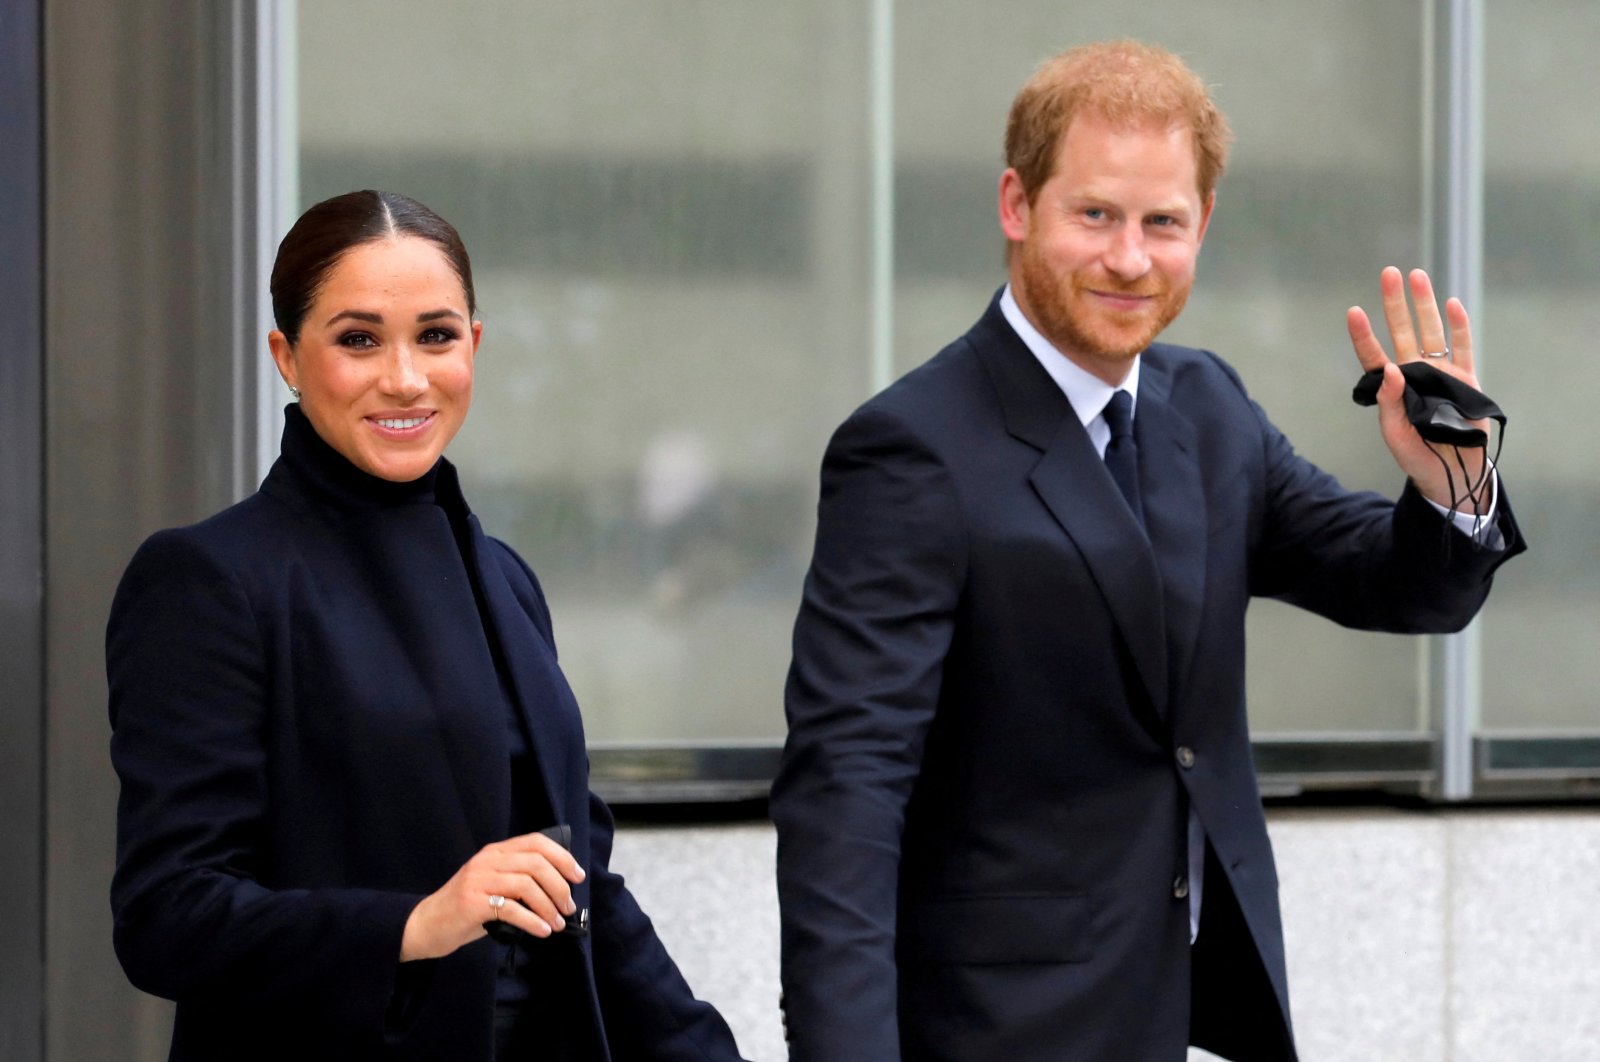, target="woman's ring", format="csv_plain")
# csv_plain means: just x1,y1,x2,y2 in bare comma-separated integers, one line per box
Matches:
488,894,506,919
1421,348,1450,359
